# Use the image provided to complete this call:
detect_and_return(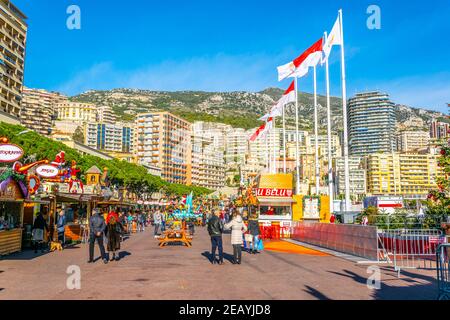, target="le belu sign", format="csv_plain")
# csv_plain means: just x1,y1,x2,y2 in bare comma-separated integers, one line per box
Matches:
256,188,293,197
